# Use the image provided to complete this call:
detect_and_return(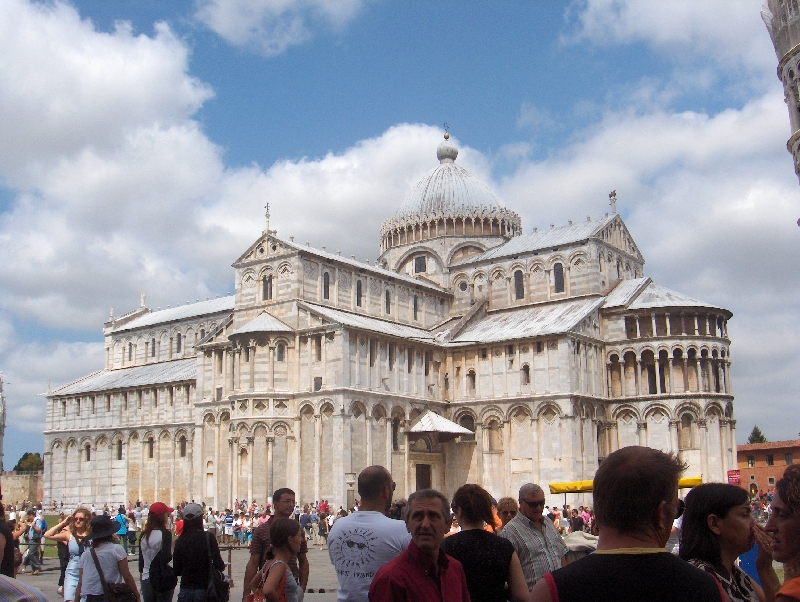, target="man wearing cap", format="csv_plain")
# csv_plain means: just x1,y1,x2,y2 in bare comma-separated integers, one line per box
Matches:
243,488,309,601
